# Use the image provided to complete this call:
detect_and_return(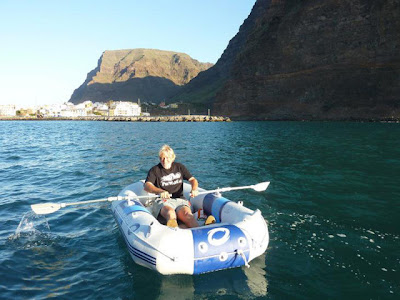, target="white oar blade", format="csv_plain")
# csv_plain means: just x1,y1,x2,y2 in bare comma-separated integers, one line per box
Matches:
31,203,62,215
252,181,270,192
